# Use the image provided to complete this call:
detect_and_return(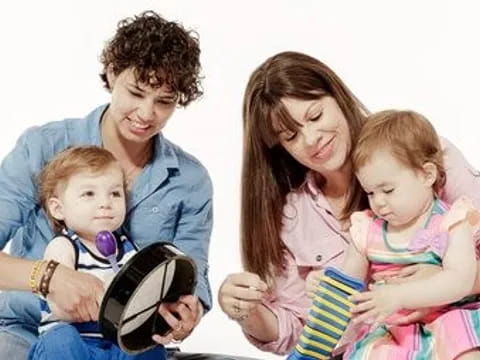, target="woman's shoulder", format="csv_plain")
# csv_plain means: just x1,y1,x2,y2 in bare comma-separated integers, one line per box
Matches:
155,136,212,192
161,137,207,170
19,105,103,143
